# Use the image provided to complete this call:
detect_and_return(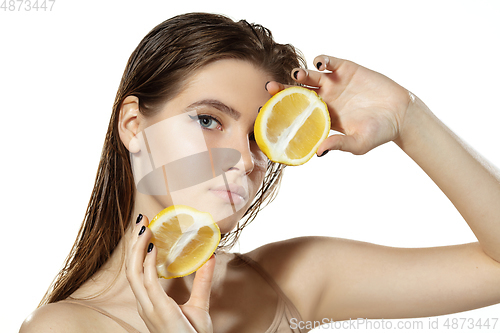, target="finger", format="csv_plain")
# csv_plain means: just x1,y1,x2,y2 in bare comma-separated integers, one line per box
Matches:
143,242,162,298
130,213,144,234
126,215,154,309
143,243,177,308
313,54,346,72
265,80,287,96
126,215,150,276
184,255,216,312
290,68,322,89
318,134,371,156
